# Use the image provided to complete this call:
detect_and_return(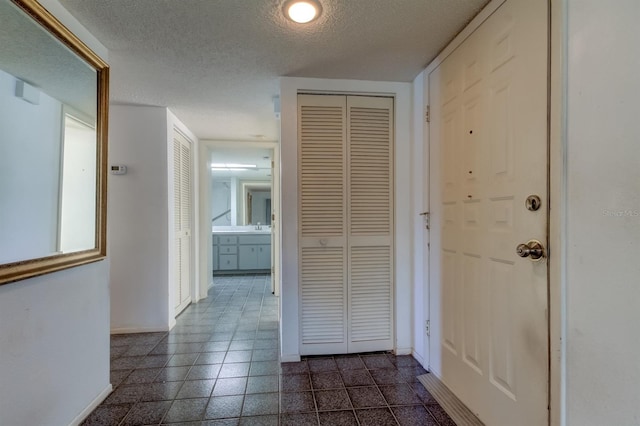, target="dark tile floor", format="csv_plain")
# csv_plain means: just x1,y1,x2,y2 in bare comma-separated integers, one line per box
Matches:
82,274,454,425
